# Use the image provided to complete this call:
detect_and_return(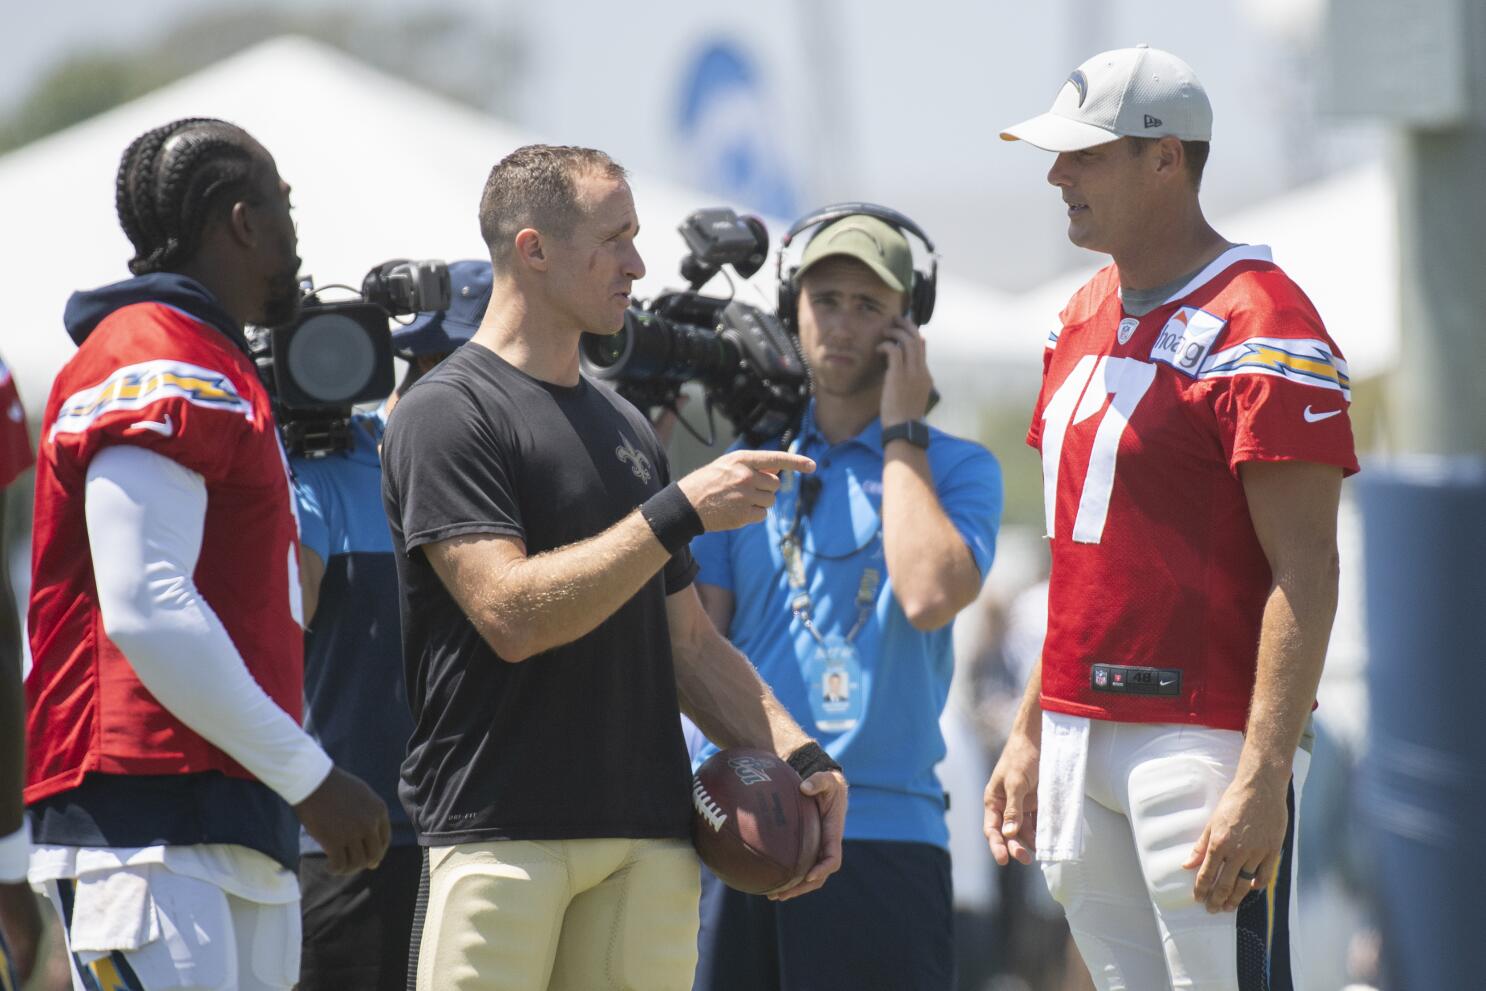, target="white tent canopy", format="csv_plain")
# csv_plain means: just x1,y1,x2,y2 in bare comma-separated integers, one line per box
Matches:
0,36,1029,422
0,36,1397,428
